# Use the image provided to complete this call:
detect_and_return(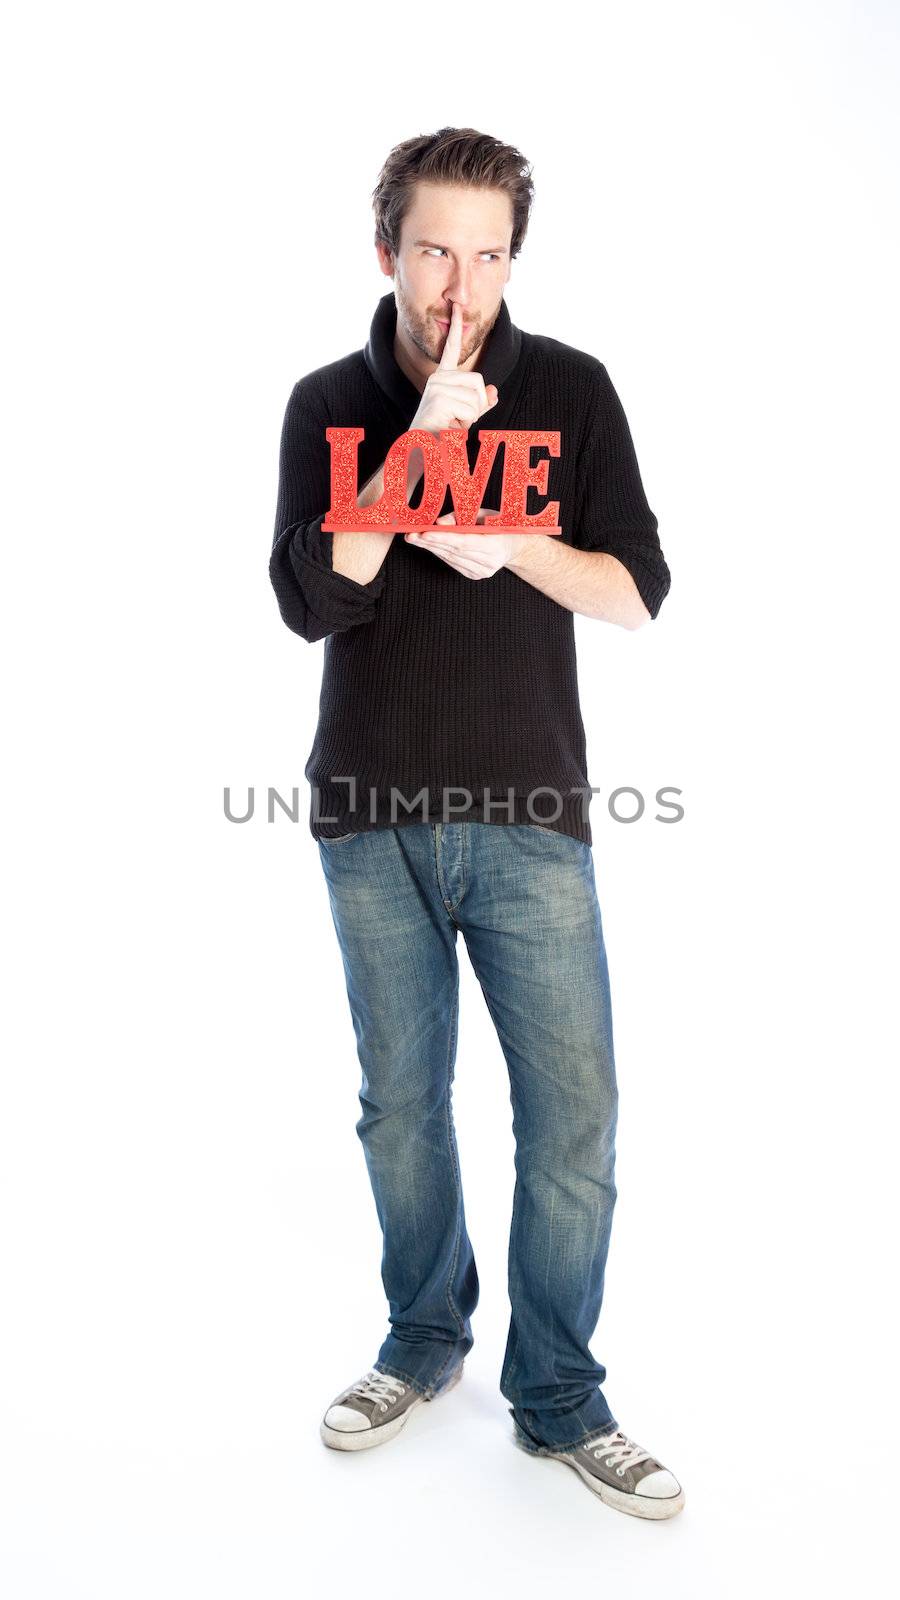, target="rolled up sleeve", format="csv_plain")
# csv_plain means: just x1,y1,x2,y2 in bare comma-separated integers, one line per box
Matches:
572,363,671,621
269,380,387,643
